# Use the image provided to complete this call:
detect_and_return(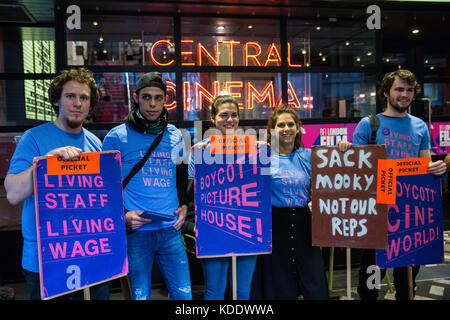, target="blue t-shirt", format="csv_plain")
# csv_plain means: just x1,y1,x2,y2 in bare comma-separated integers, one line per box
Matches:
270,148,311,208
188,138,210,180
102,123,186,231
7,122,102,272
352,114,430,159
